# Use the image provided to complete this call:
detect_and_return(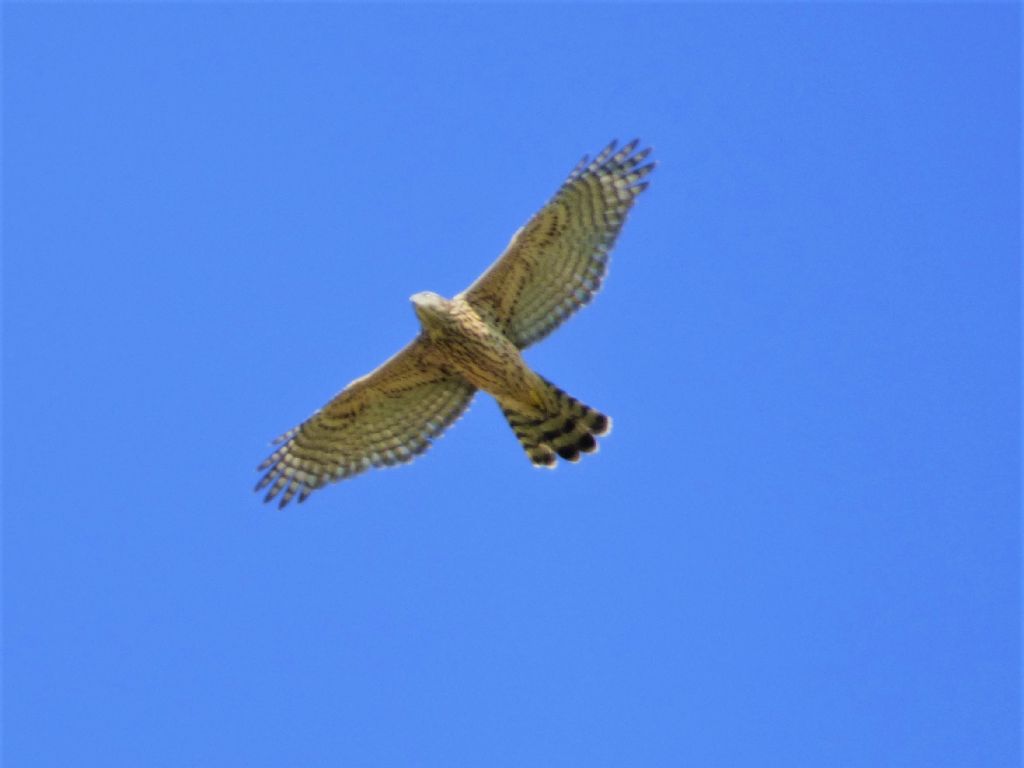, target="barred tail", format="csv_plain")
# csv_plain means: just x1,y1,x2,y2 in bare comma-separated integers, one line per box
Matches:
499,378,611,467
